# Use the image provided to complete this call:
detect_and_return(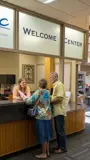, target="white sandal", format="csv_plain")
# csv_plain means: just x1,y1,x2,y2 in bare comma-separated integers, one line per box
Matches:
35,154,47,159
